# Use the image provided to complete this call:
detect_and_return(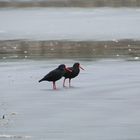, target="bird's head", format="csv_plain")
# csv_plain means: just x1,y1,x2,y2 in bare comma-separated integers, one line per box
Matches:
73,63,84,70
